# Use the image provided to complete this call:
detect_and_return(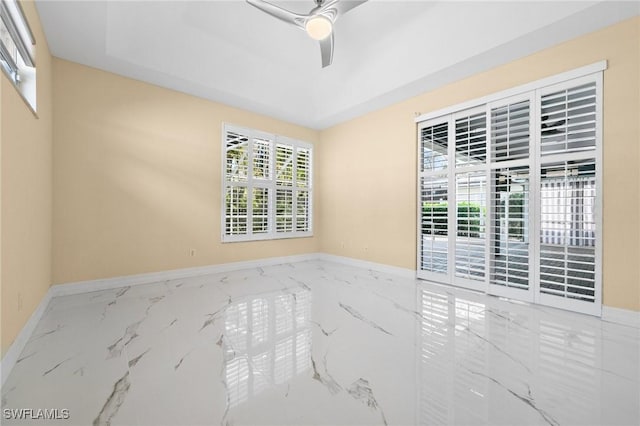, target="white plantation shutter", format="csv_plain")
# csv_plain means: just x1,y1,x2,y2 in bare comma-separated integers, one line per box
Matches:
536,75,601,314
491,100,530,161
226,130,250,182
223,124,312,241
539,159,597,302
225,186,248,235
540,82,597,155
455,112,486,166
252,187,270,234
296,147,310,187
420,176,449,274
276,144,294,186
487,95,534,297
251,137,271,235
0,0,34,66
225,129,250,236
295,147,311,232
419,119,450,277
453,108,487,289
455,172,486,281
253,138,271,180
489,167,530,290
0,0,37,111
276,189,293,233
416,67,602,316
420,122,448,172
296,190,310,232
